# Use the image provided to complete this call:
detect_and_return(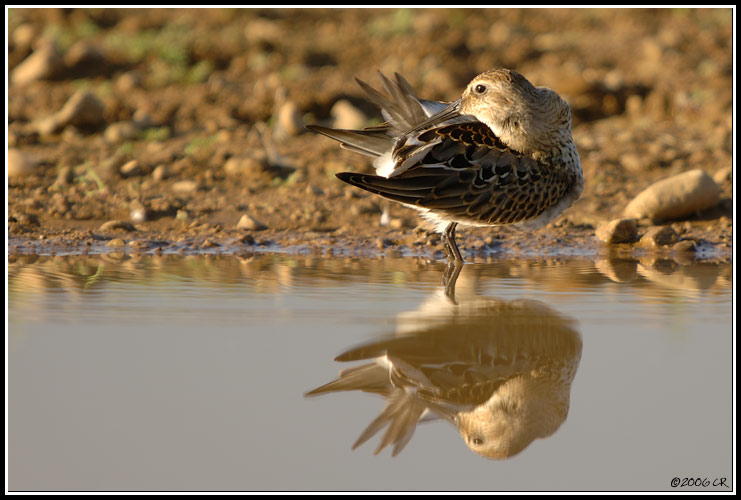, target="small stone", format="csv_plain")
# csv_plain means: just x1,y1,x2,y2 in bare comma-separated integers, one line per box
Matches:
275,100,304,137
132,109,153,129
119,160,143,178
171,180,200,193
238,234,256,245
305,185,325,196
237,214,268,231
115,71,143,93
224,156,264,177
107,238,126,247
201,239,220,248
595,218,638,244
151,164,169,181
7,149,37,178
672,239,697,254
11,42,64,85
12,24,36,49
331,99,367,130
129,200,147,222
105,121,139,143
176,209,189,221
99,220,137,232
64,40,104,68
244,18,282,44
713,167,731,185
638,226,679,248
624,169,720,220
389,218,405,229
619,152,644,172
